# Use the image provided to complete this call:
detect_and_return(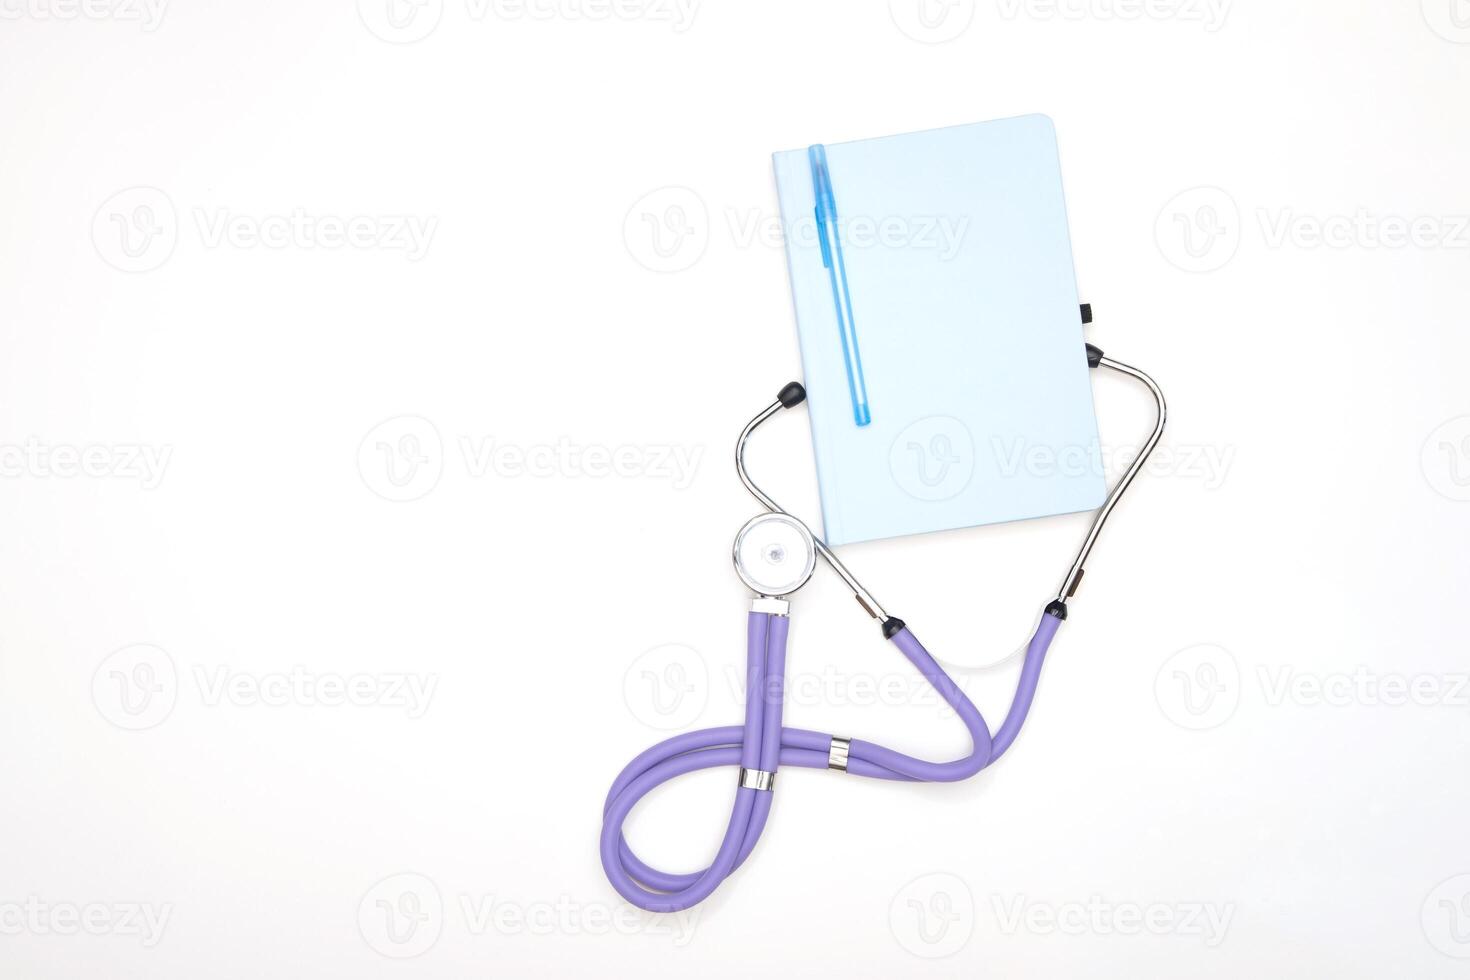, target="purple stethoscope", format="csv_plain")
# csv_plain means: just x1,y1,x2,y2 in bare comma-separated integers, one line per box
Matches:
600,347,1166,913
